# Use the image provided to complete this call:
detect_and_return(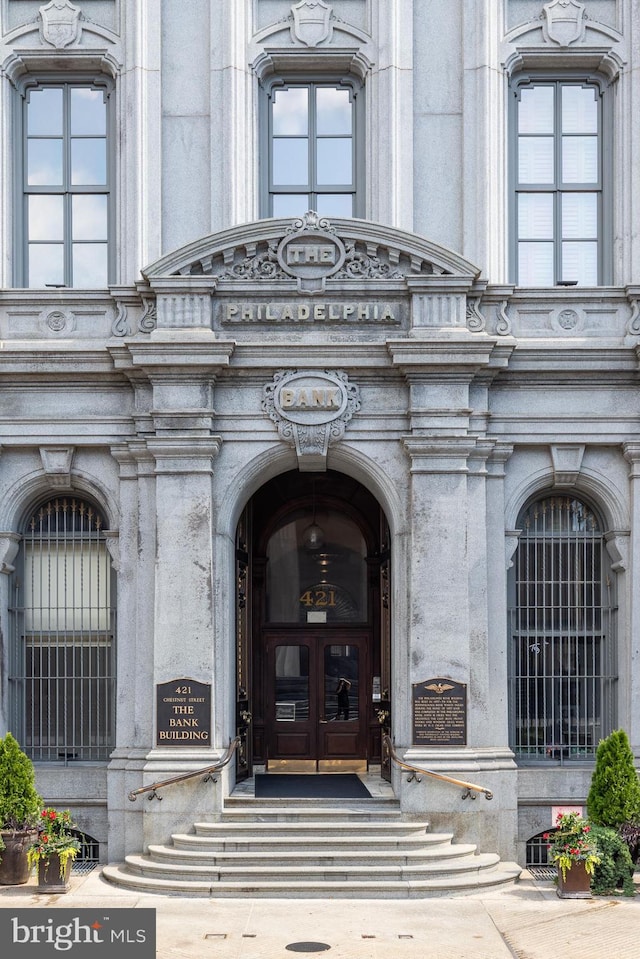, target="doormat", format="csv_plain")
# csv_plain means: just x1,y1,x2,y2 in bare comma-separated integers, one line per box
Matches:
255,774,371,799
